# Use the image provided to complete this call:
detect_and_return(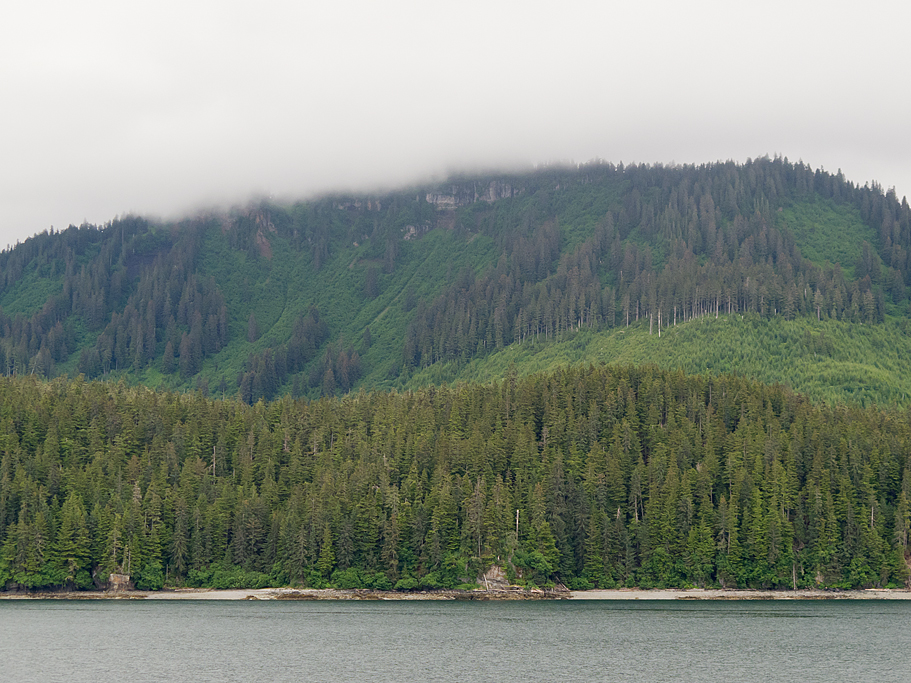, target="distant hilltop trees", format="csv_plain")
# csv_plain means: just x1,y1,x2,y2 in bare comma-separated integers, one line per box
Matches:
0,158,907,404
